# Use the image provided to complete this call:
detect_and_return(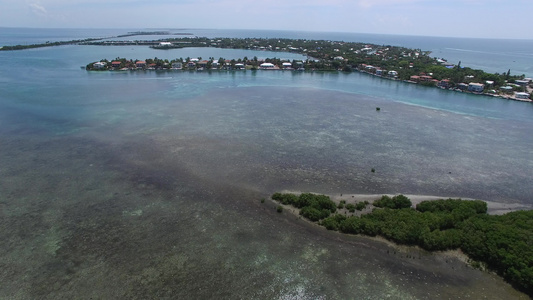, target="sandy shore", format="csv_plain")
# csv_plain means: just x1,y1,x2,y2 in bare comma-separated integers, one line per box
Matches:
278,190,533,215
